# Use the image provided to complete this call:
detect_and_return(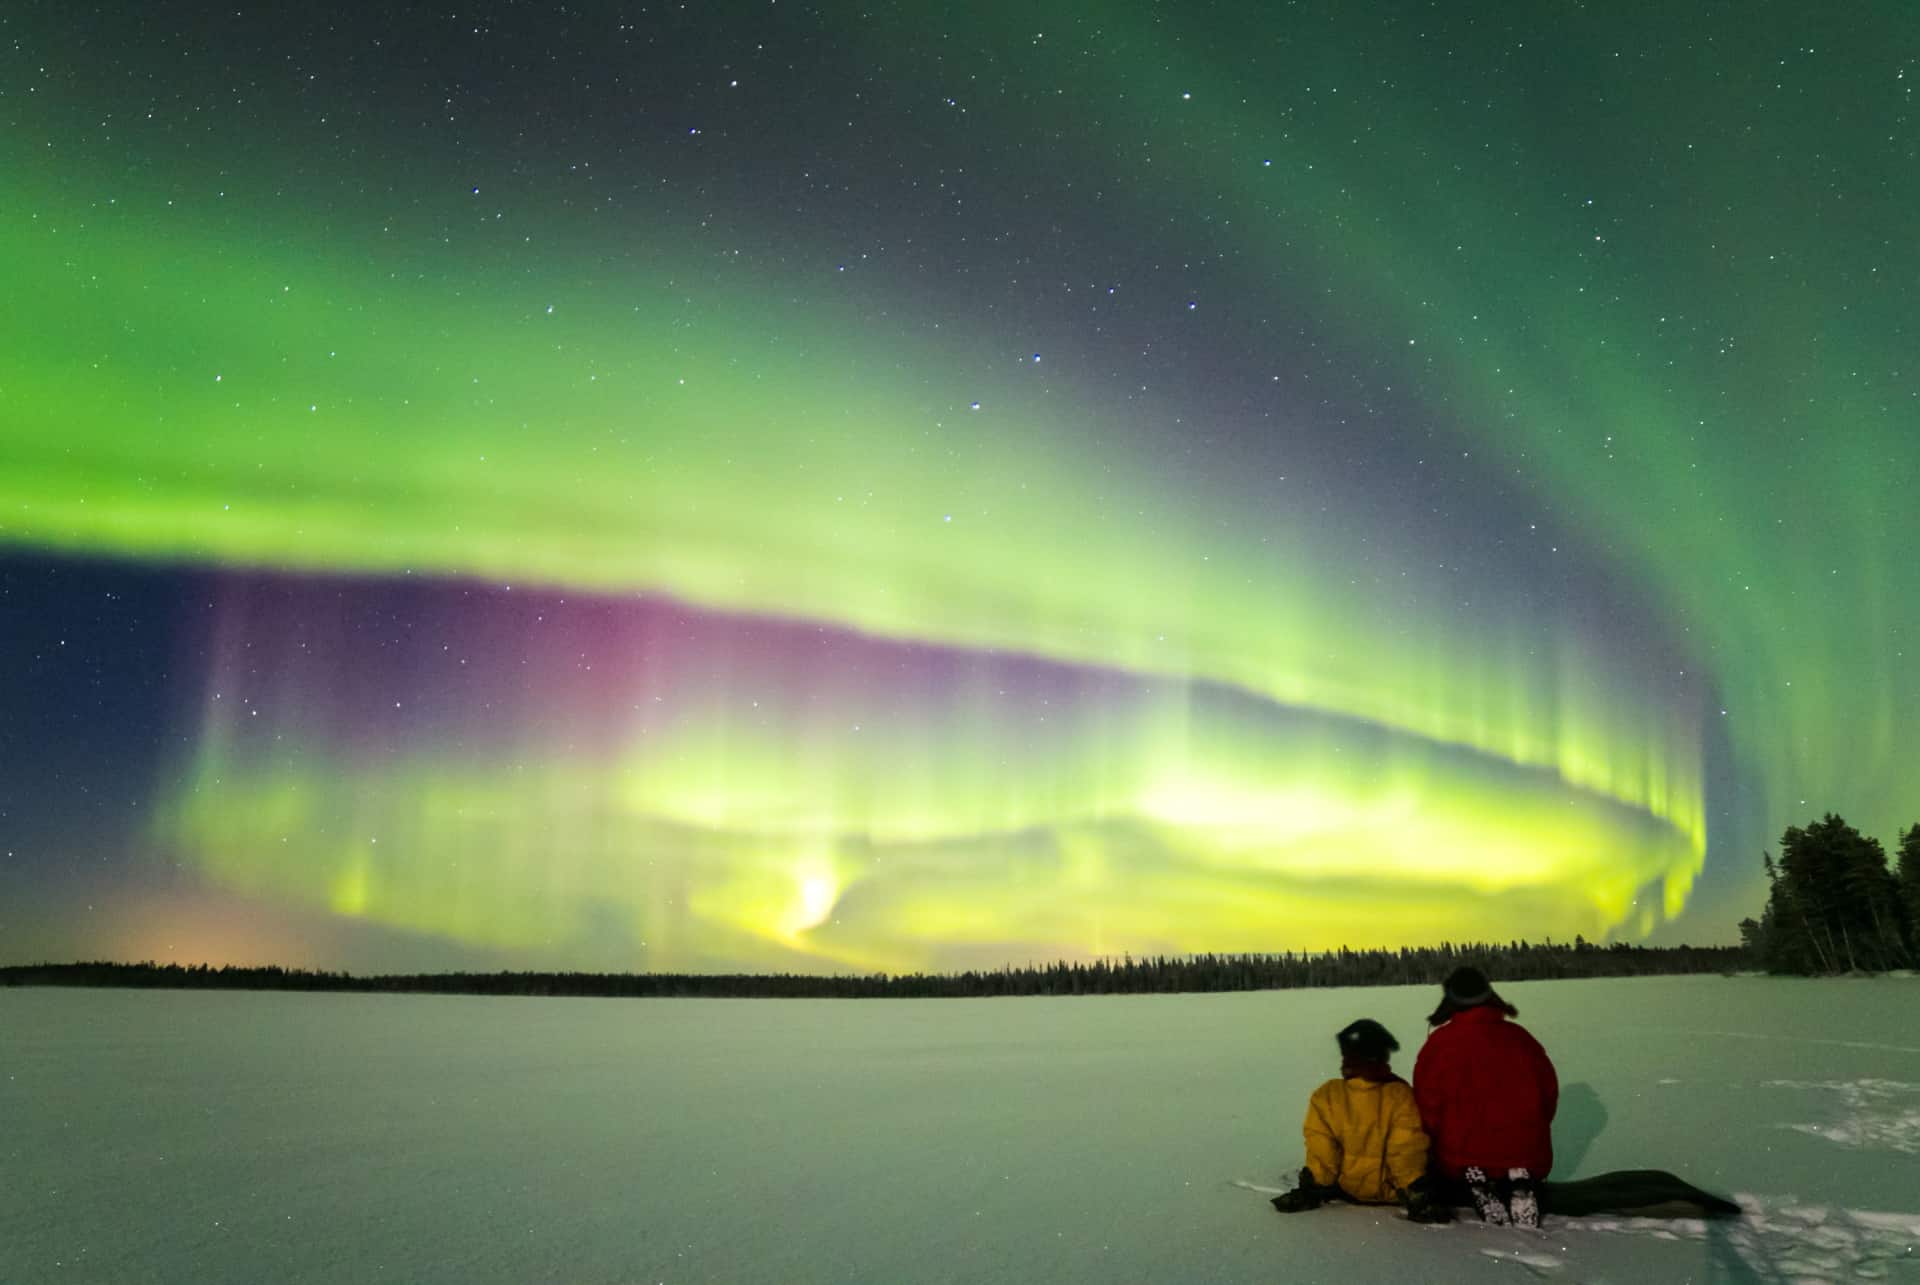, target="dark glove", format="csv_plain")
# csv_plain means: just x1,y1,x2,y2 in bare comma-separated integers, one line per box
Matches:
1271,1187,1324,1213
1272,1169,1329,1214
1404,1175,1455,1224
1405,1191,1454,1223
